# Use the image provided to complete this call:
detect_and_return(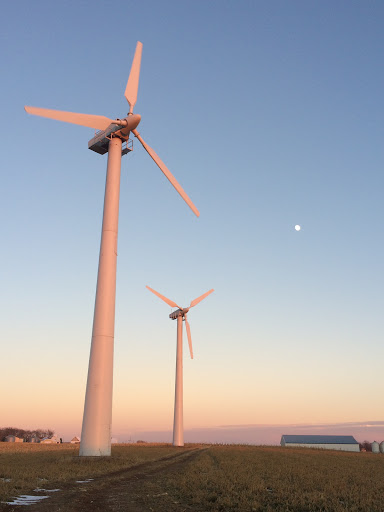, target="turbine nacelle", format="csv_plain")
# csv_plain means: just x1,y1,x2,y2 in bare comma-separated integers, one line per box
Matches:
169,308,190,320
